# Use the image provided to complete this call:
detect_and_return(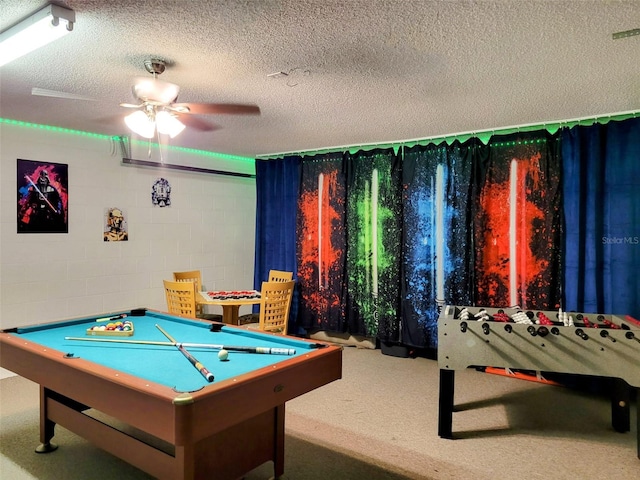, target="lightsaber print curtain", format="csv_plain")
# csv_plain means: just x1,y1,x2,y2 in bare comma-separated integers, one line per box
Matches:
296,153,348,332
473,131,563,310
256,119,637,345
296,149,404,339
344,149,403,340
401,141,476,348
